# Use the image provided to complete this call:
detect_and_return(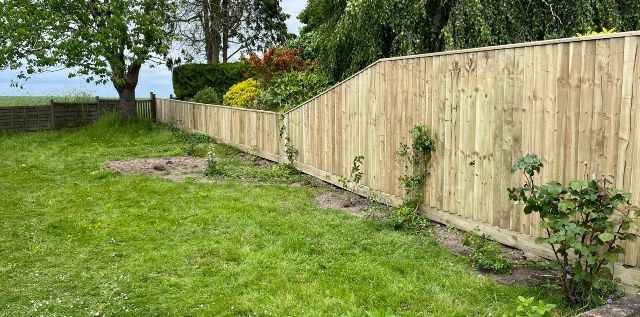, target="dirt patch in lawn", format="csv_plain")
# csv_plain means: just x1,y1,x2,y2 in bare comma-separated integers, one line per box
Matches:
107,156,207,181
431,223,555,287
238,152,276,167
314,191,378,218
